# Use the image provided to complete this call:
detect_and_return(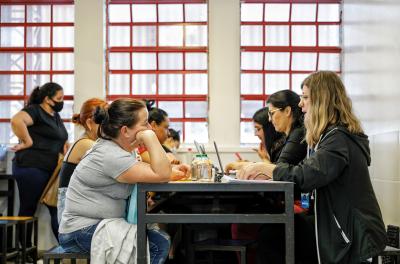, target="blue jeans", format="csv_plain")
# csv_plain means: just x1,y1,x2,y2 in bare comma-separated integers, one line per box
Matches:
148,228,171,264
59,223,98,253
60,224,170,263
